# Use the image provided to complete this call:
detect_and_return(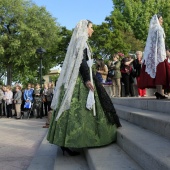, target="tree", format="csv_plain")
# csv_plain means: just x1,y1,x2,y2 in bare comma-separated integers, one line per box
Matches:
91,0,170,60
112,0,170,46
90,8,144,60
0,0,63,85
55,26,72,65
